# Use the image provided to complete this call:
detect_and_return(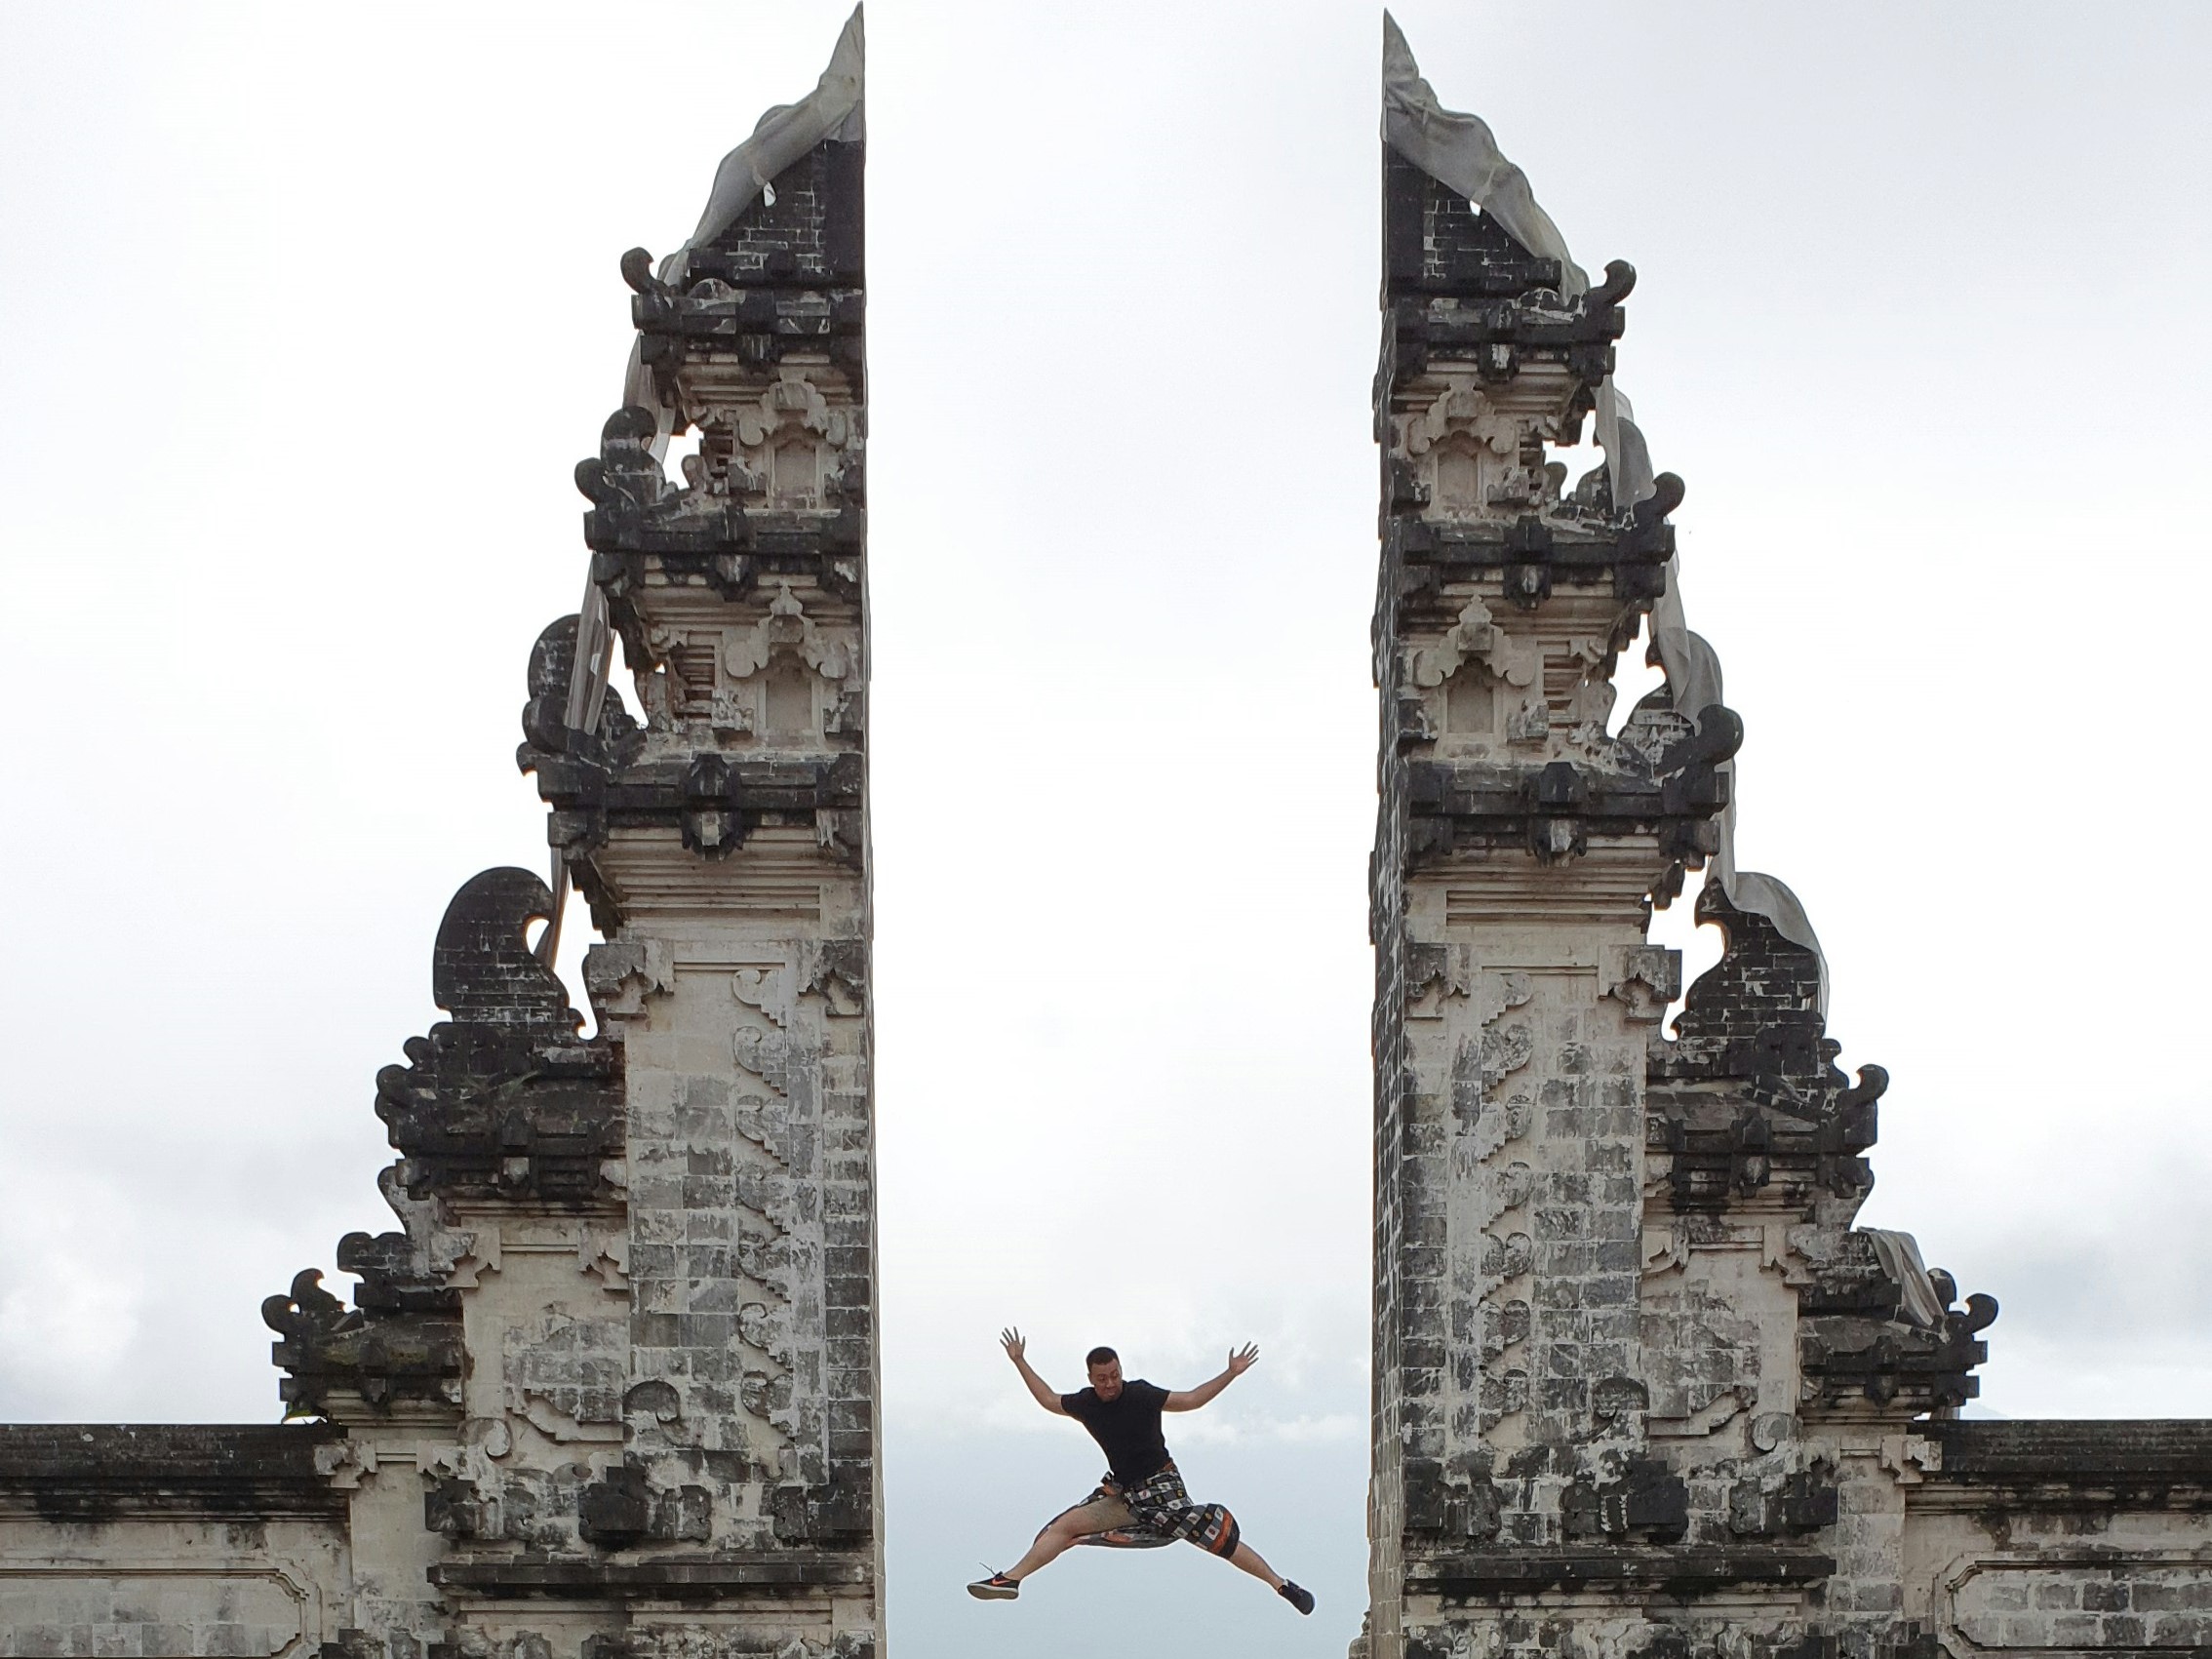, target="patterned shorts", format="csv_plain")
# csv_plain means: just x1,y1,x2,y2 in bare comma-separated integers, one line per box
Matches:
1052,1461,1242,1558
